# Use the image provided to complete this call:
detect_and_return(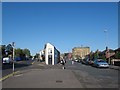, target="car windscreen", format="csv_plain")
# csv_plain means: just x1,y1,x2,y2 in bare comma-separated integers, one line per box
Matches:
97,60,105,62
